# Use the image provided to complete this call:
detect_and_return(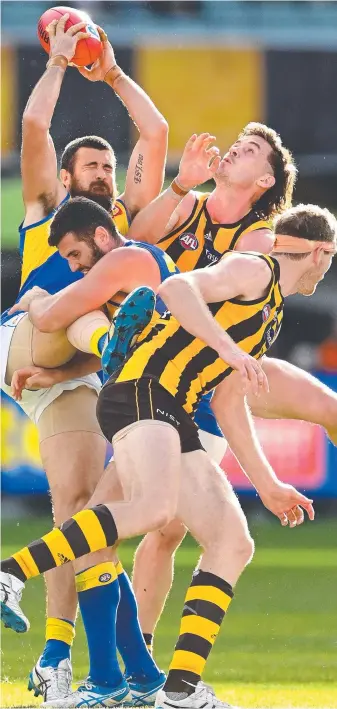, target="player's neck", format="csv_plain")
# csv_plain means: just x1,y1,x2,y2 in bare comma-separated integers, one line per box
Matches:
207,185,254,224
274,255,303,296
